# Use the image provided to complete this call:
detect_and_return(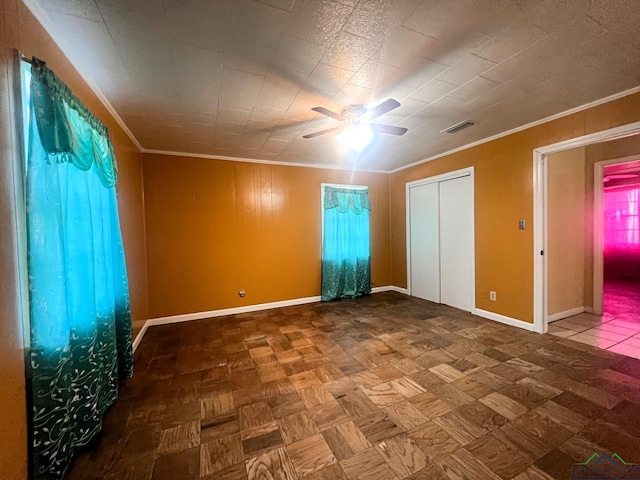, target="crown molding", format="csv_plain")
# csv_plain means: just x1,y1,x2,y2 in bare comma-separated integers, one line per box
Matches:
141,148,389,174
22,0,143,152
389,85,640,174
